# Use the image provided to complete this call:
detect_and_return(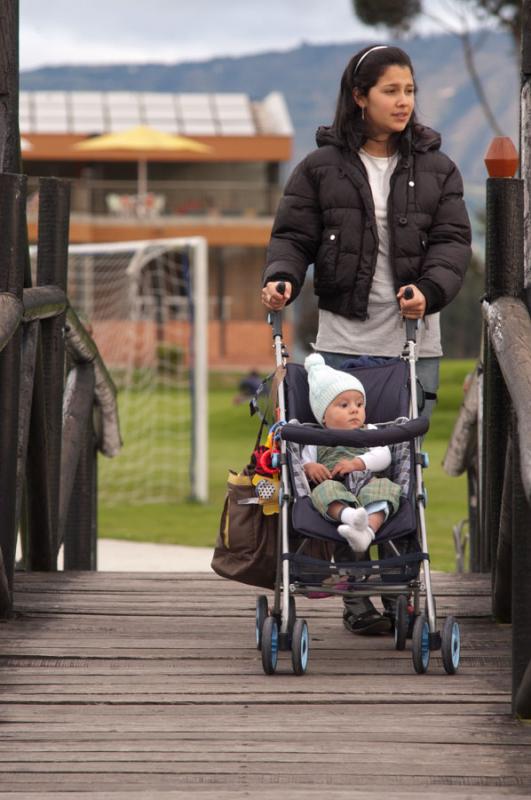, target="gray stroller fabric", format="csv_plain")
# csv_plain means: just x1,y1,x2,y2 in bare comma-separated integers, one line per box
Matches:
288,422,411,502
288,424,413,547
283,357,422,546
